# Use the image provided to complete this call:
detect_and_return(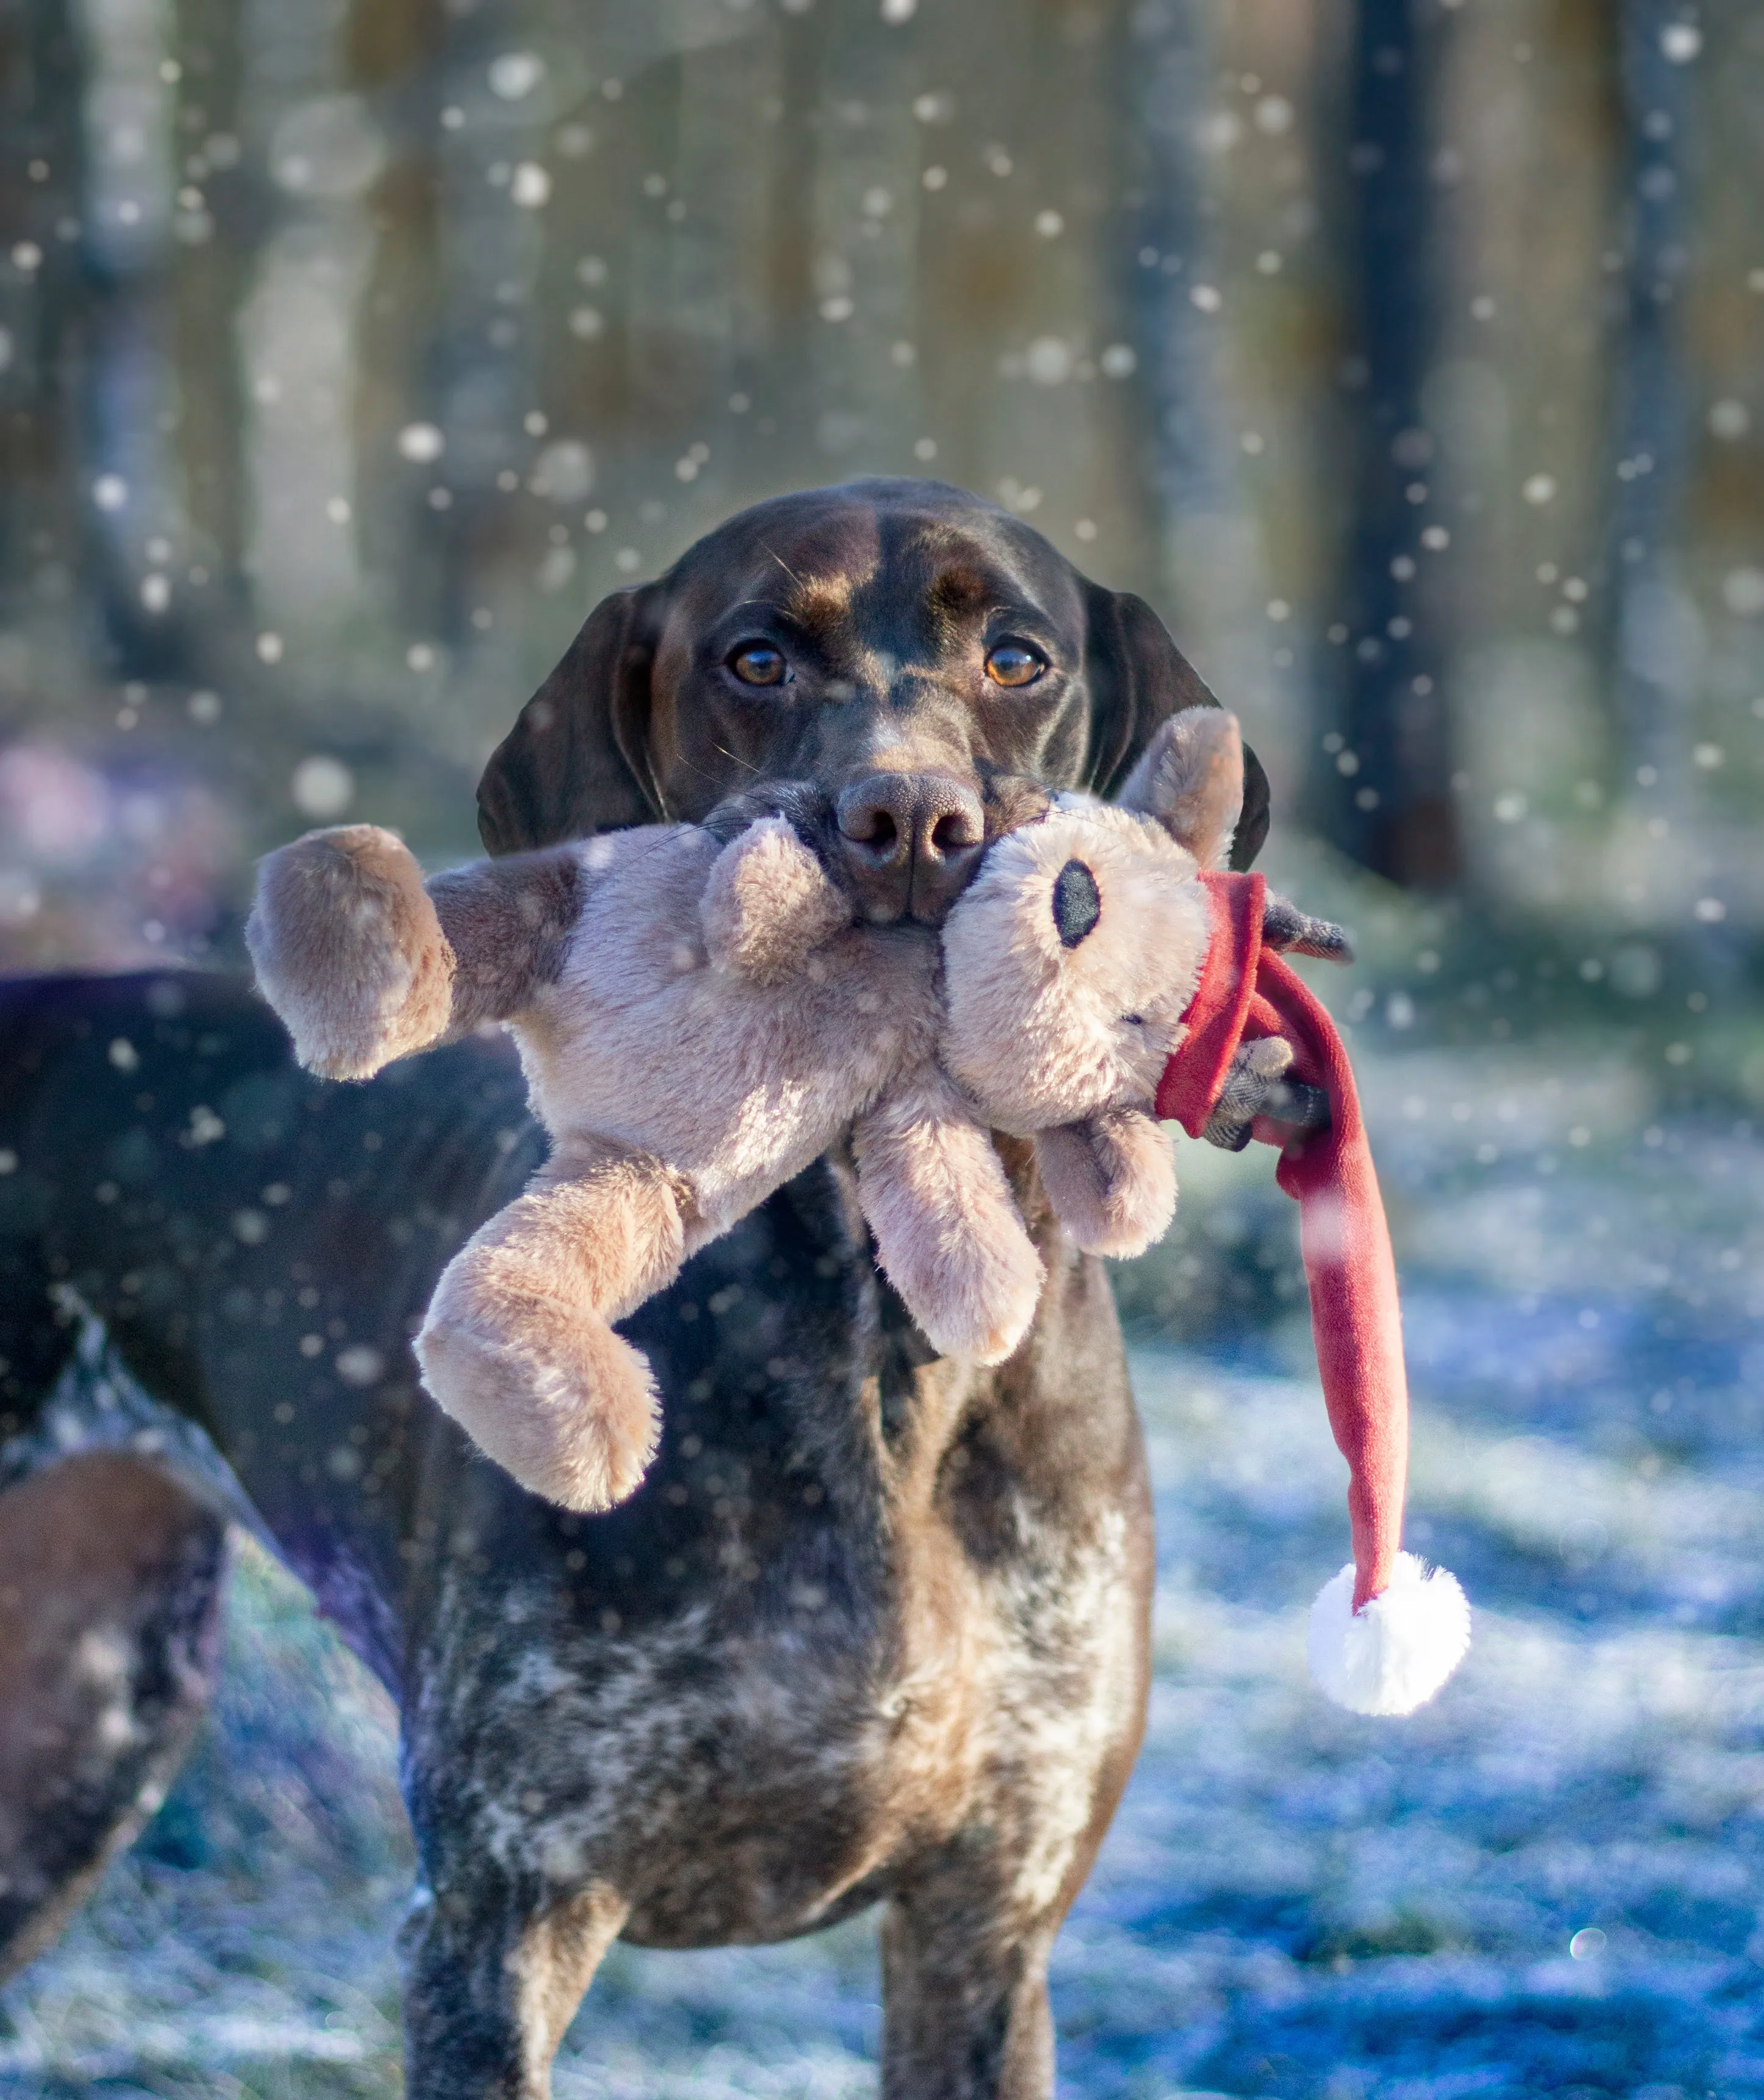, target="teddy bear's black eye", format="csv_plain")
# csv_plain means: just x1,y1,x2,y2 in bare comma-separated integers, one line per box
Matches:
1051,859,1101,947
729,642,787,686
